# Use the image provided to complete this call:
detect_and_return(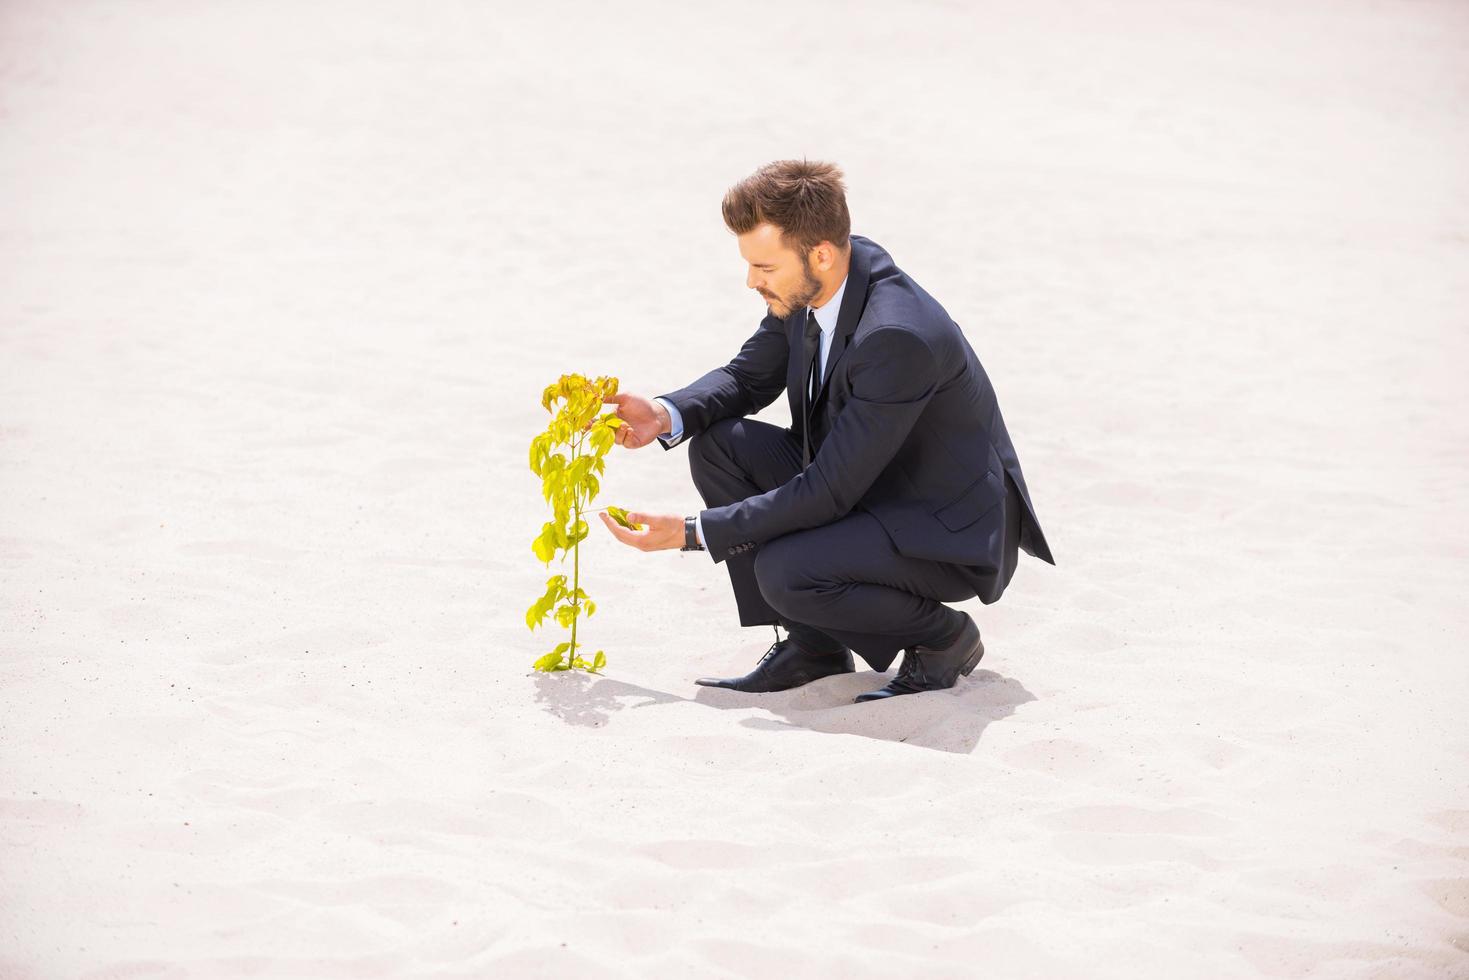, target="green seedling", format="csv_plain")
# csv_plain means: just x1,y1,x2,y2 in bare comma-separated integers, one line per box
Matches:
525,372,624,674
